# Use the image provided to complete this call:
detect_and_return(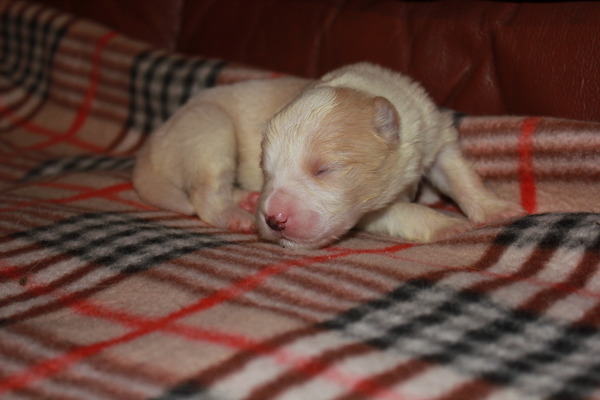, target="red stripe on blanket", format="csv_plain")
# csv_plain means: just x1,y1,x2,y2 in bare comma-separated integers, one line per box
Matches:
0,182,133,213
71,299,409,400
195,326,410,400
0,243,411,394
518,117,540,213
2,257,413,399
36,31,118,147
35,181,153,210
520,246,600,315
0,31,117,158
